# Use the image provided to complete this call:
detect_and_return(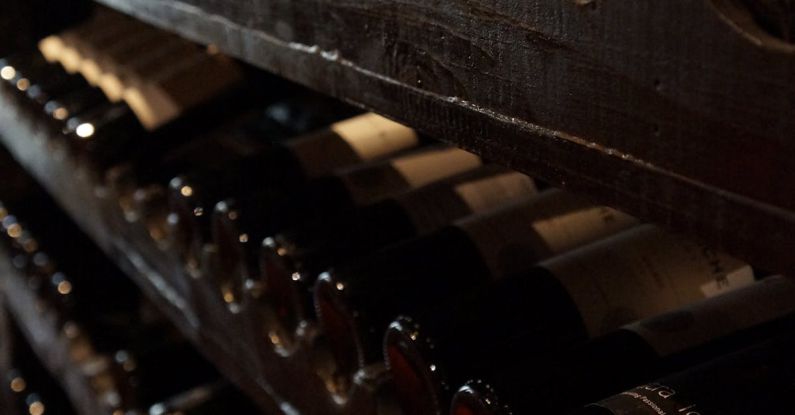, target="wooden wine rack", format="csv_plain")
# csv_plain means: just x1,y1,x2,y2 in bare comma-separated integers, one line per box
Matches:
0,85,393,414
0,0,794,414
0,255,114,415
91,0,795,275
